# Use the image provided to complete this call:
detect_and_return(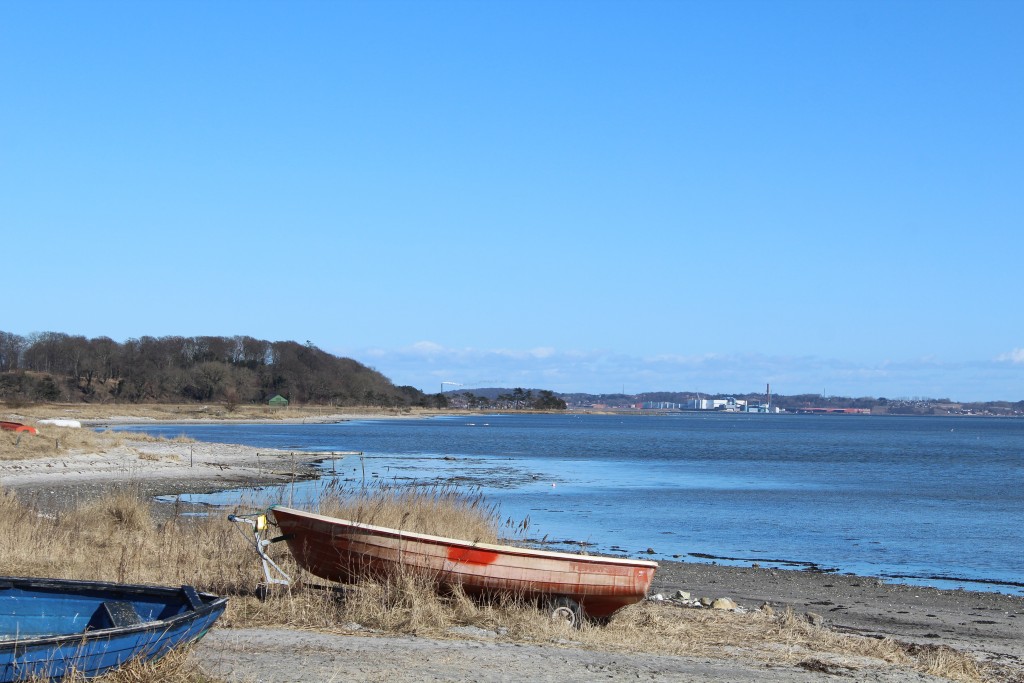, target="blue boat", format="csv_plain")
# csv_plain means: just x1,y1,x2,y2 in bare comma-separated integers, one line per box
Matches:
0,576,227,682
